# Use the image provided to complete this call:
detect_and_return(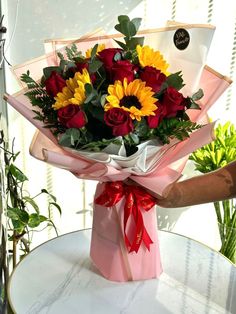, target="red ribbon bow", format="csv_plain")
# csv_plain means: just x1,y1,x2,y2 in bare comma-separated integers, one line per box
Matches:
95,182,156,253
